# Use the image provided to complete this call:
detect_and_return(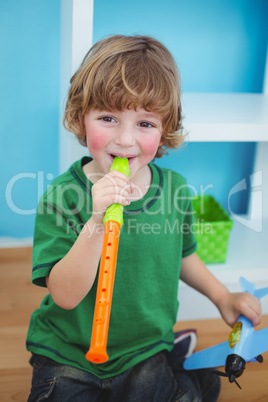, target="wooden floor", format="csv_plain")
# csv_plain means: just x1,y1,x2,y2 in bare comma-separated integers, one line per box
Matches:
1,247,268,401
